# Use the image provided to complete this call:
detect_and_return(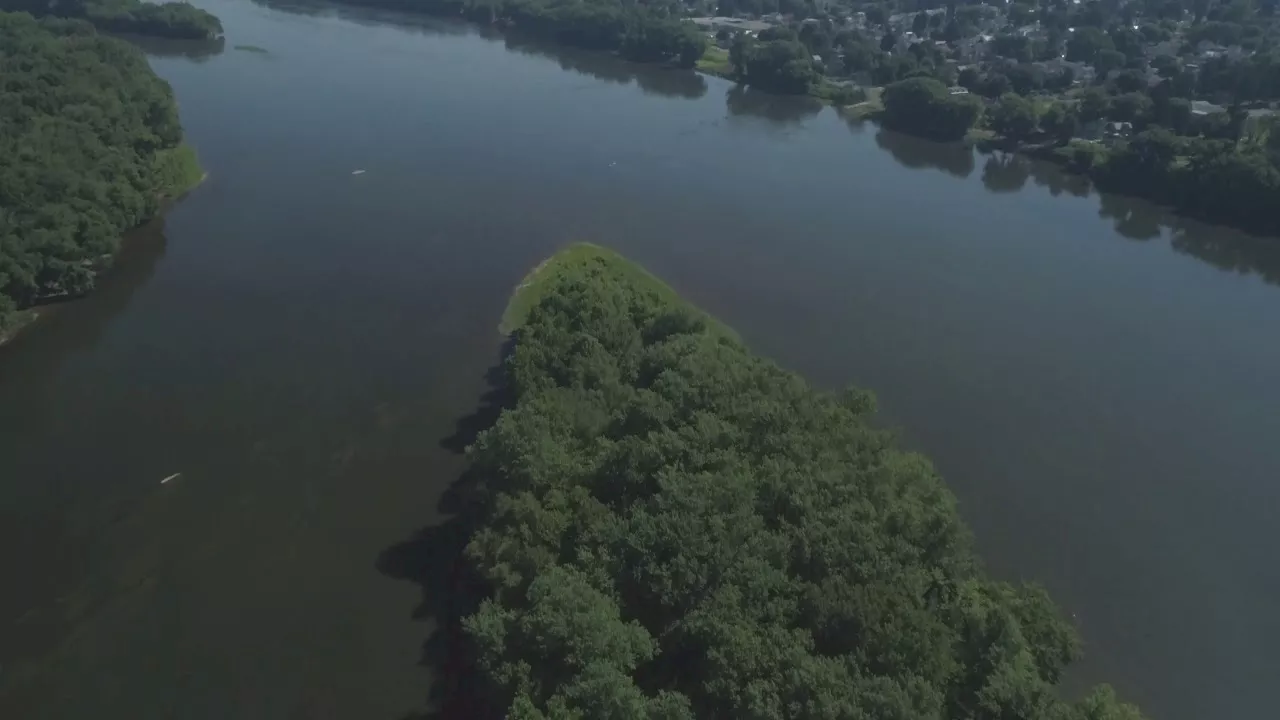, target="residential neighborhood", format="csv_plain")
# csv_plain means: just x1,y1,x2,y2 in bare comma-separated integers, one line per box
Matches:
690,0,1280,145
688,0,1280,236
